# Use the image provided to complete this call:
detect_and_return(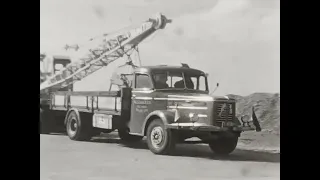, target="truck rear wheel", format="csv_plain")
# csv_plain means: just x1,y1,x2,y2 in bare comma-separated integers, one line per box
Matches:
118,128,143,142
66,111,92,141
208,136,238,155
146,119,176,155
